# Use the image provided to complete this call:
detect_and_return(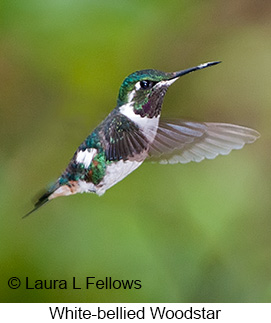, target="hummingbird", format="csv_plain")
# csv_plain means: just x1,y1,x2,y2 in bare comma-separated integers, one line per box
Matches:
24,61,259,218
